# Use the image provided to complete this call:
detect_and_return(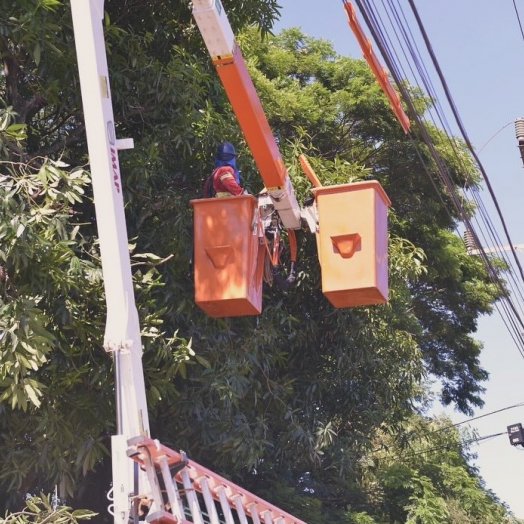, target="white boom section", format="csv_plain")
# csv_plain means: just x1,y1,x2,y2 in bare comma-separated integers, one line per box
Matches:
70,1,150,522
